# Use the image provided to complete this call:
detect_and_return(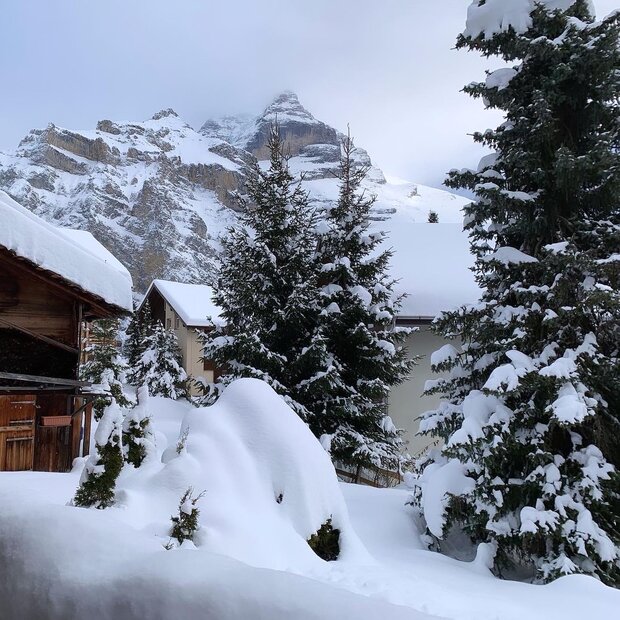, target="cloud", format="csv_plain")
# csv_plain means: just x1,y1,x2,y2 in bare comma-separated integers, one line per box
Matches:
0,0,615,190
